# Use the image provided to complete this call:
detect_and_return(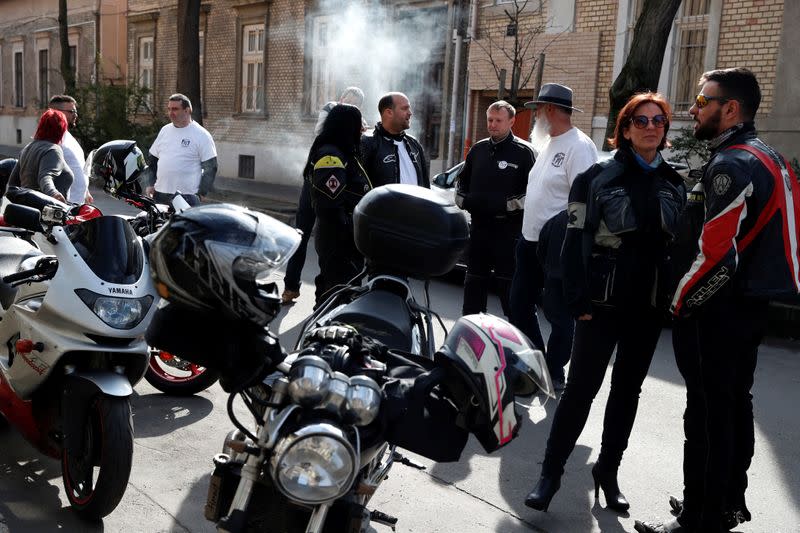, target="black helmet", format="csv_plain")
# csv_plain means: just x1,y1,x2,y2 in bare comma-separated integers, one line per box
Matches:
89,140,145,194
149,203,301,326
0,158,17,193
